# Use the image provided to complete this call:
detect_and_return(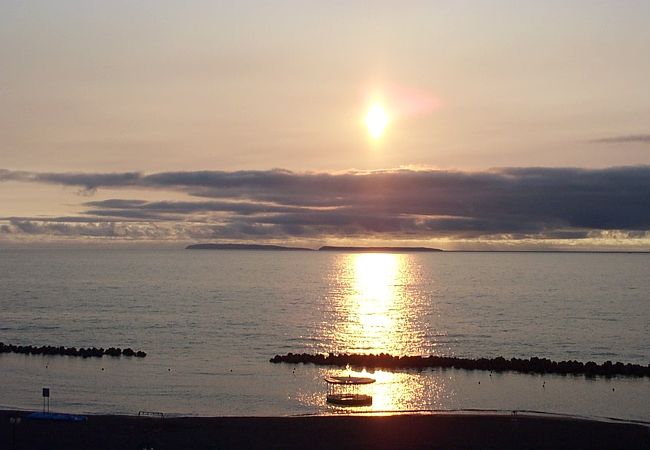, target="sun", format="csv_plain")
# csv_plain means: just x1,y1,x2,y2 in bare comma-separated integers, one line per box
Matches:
365,102,389,139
